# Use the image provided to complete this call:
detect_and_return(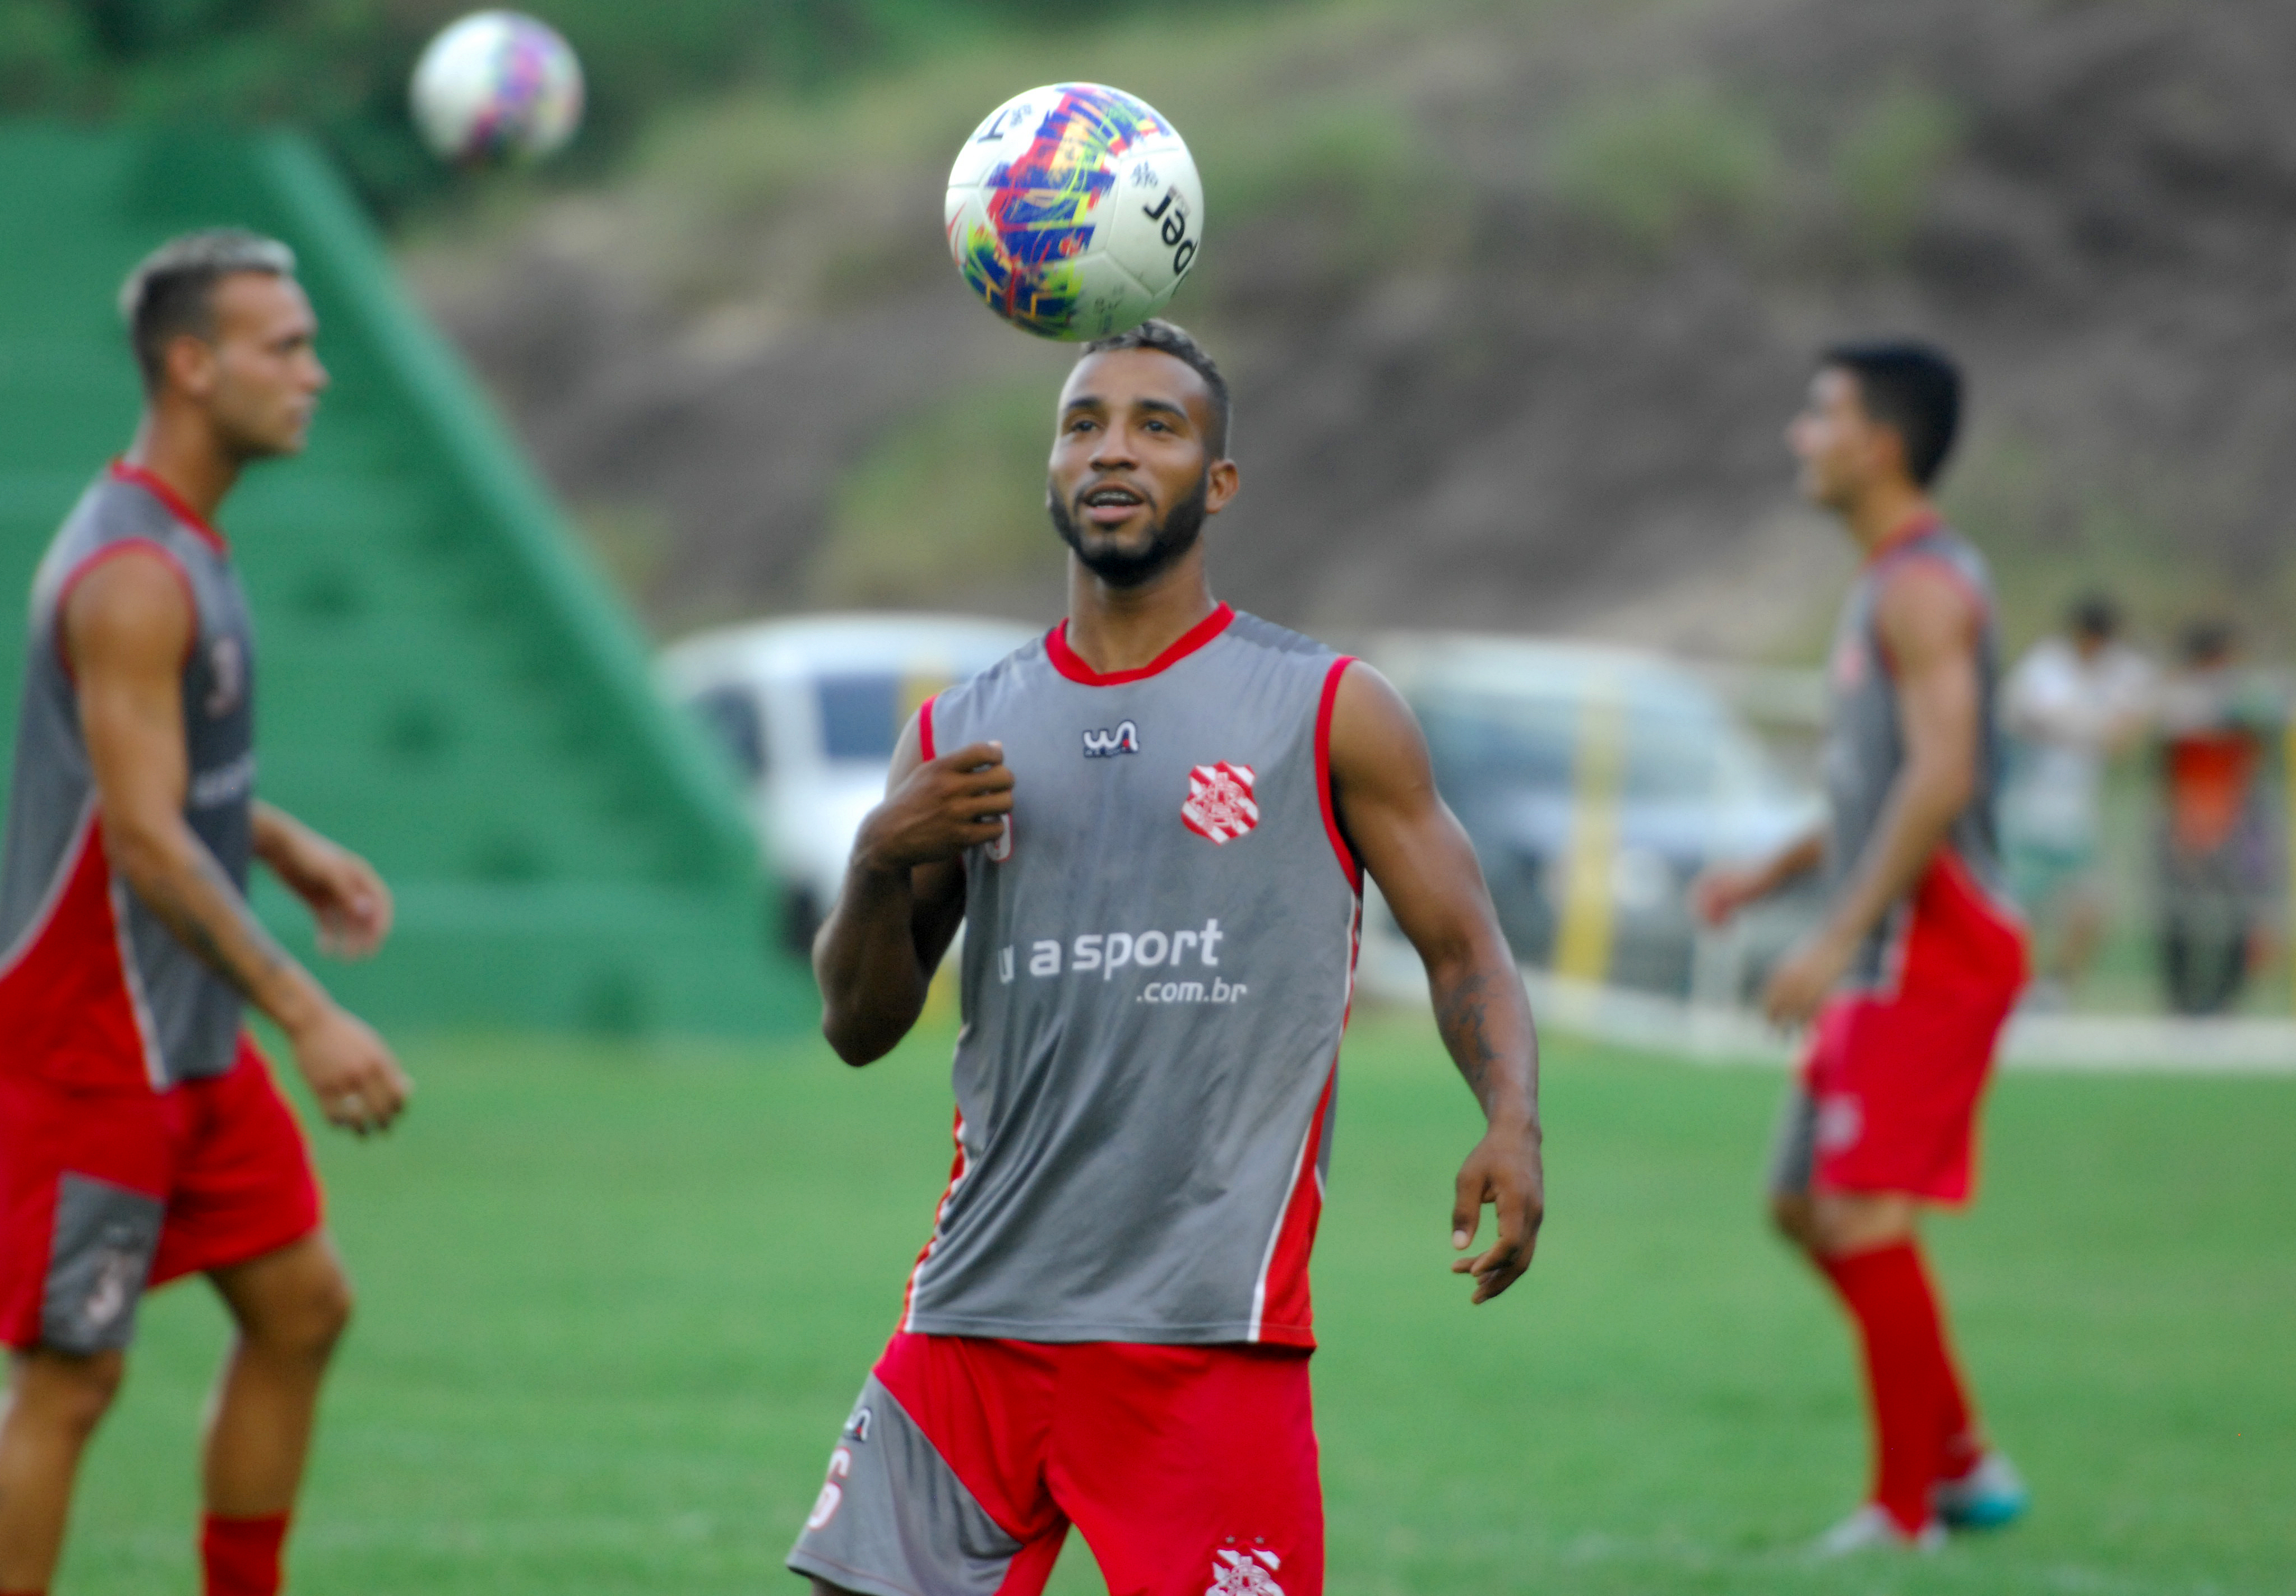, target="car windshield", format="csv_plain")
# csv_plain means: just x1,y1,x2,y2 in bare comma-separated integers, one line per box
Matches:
684,684,766,780
1416,677,1777,805
816,672,908,762
1419,689,1577,792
